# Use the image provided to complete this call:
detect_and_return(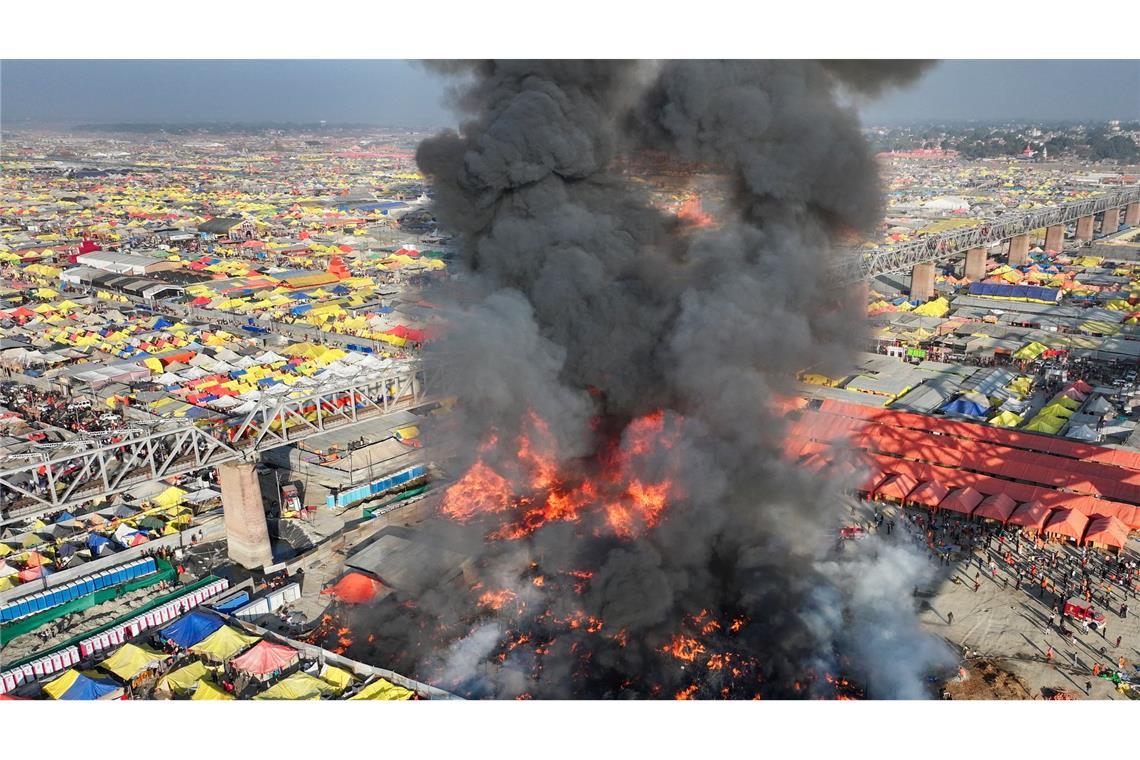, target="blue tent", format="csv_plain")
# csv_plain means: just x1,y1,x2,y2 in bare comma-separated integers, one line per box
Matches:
57,672,120,700
161,611,224,648
941,397,988,417
55,511,76,523
153,318,174,330
88,534,113,555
